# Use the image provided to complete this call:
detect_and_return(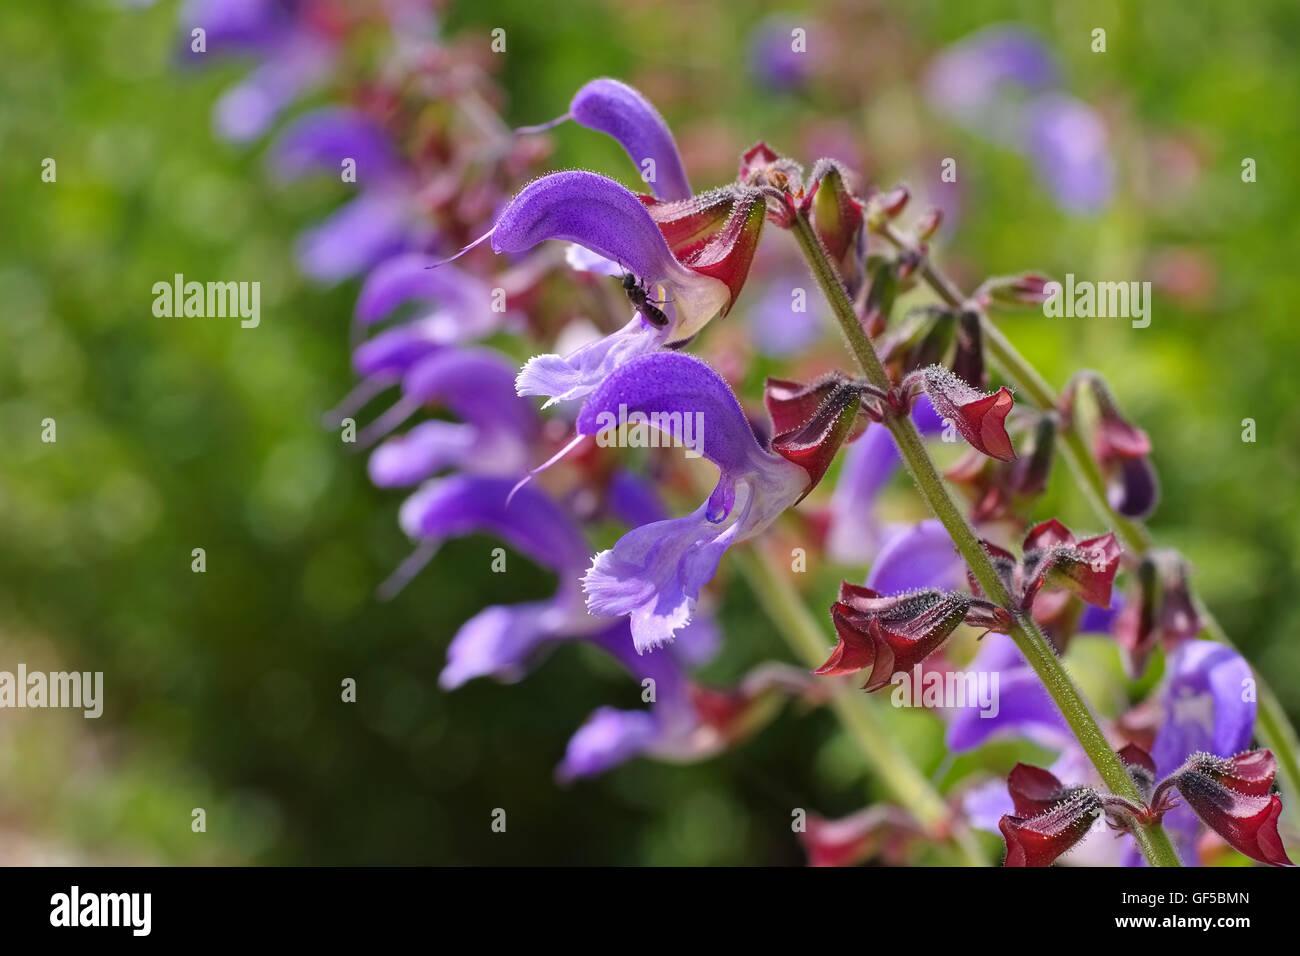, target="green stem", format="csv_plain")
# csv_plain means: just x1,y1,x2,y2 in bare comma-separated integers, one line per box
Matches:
794,211,1180,866
881,223,1300,835
733,548,988,866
